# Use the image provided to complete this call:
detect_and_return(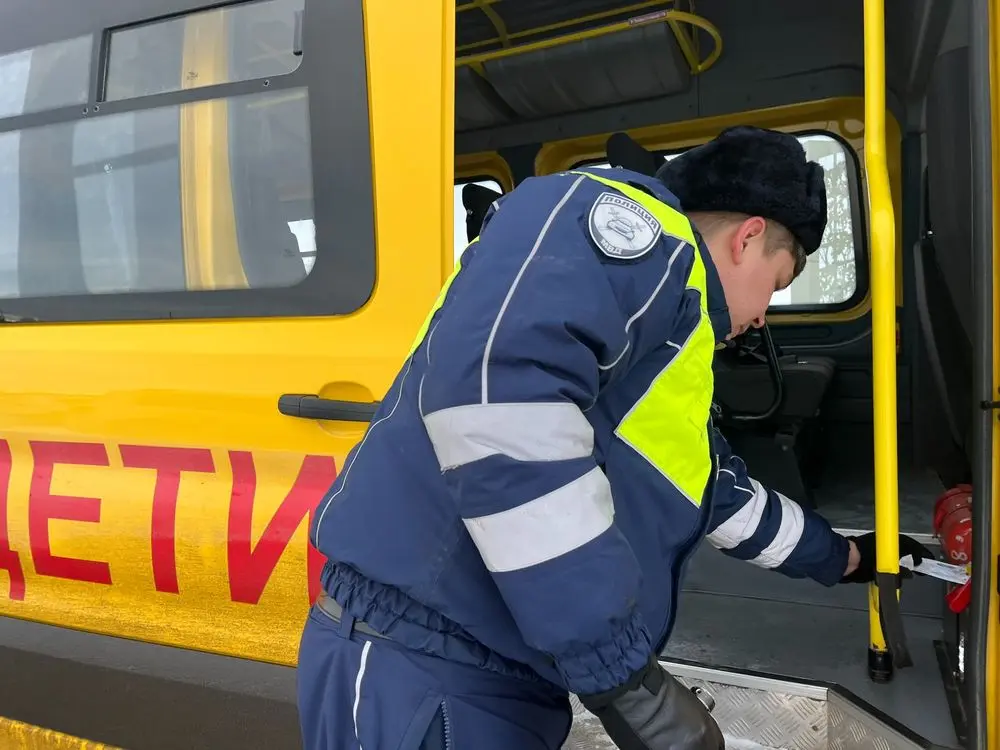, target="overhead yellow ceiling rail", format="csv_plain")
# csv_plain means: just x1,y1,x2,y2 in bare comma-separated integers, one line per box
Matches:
456,0,674,53
456,0,499,11
455,8,722,77
470,0,511,48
